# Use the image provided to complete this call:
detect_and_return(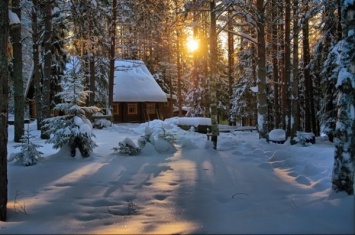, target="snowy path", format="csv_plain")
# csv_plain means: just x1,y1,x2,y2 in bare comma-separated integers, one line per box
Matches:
2,121,353,234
